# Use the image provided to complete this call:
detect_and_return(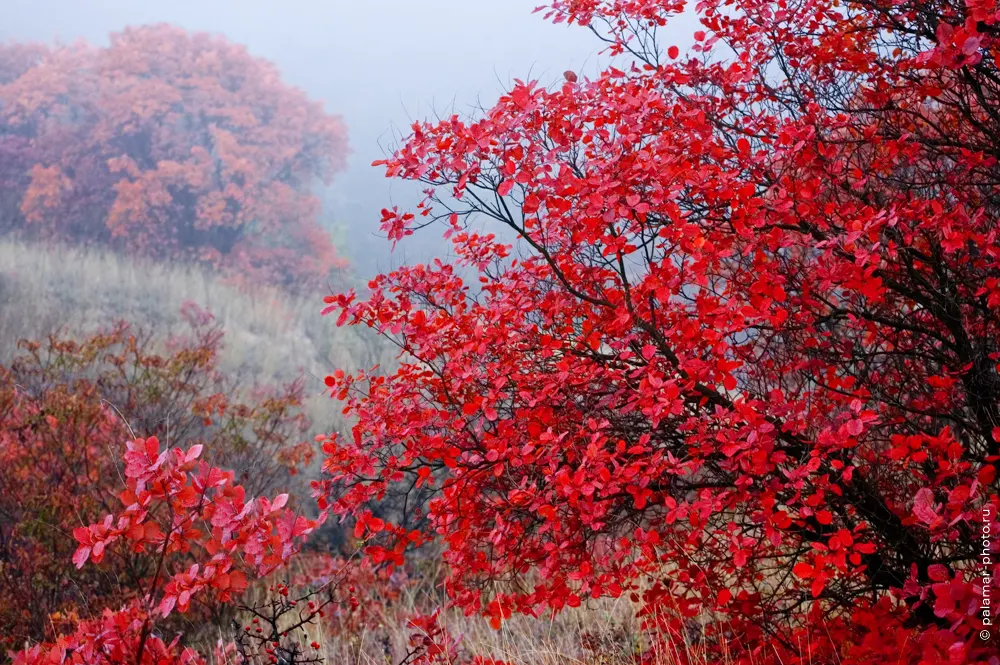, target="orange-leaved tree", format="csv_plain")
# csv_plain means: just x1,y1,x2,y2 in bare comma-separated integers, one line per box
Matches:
0,25,349,290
